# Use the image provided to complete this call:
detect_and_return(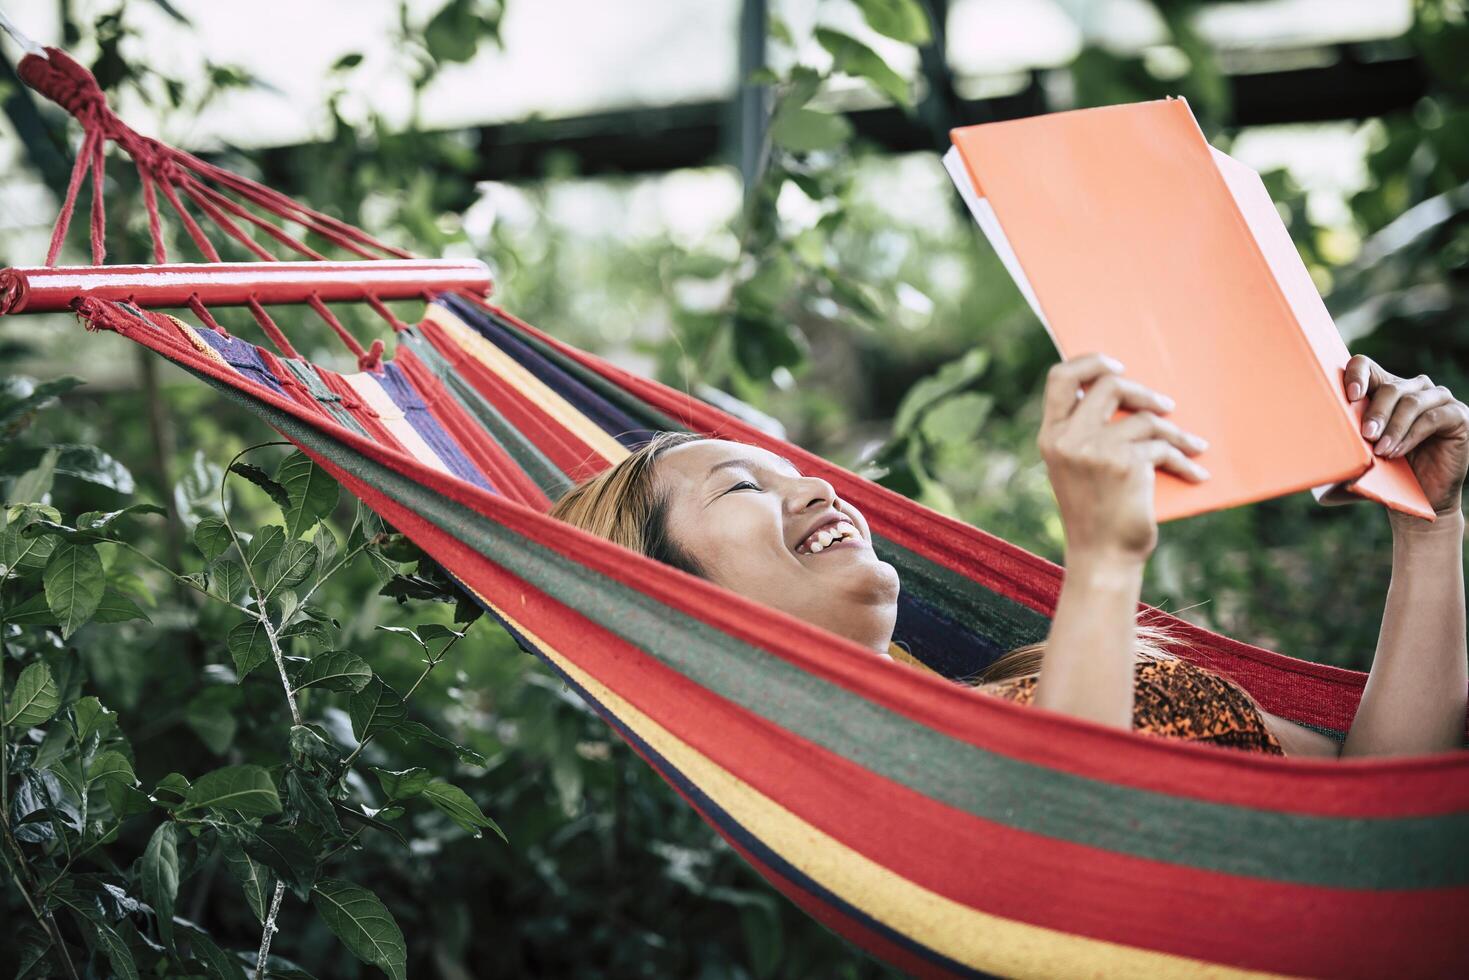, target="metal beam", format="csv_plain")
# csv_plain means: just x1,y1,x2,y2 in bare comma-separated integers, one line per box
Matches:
249,48,1427,197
